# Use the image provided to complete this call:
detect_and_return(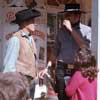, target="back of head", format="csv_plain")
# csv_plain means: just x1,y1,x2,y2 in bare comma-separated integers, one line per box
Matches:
0,72,30,100
74,47,98,82
74,47,96,67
